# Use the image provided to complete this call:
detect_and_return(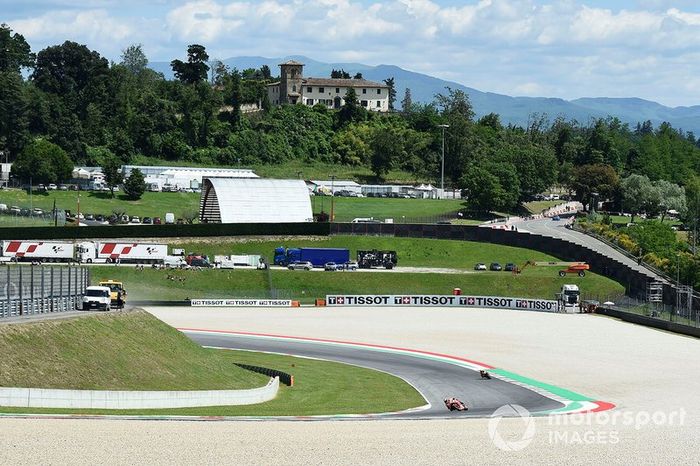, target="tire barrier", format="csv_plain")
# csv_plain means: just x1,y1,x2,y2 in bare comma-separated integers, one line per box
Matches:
235,363,294,386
